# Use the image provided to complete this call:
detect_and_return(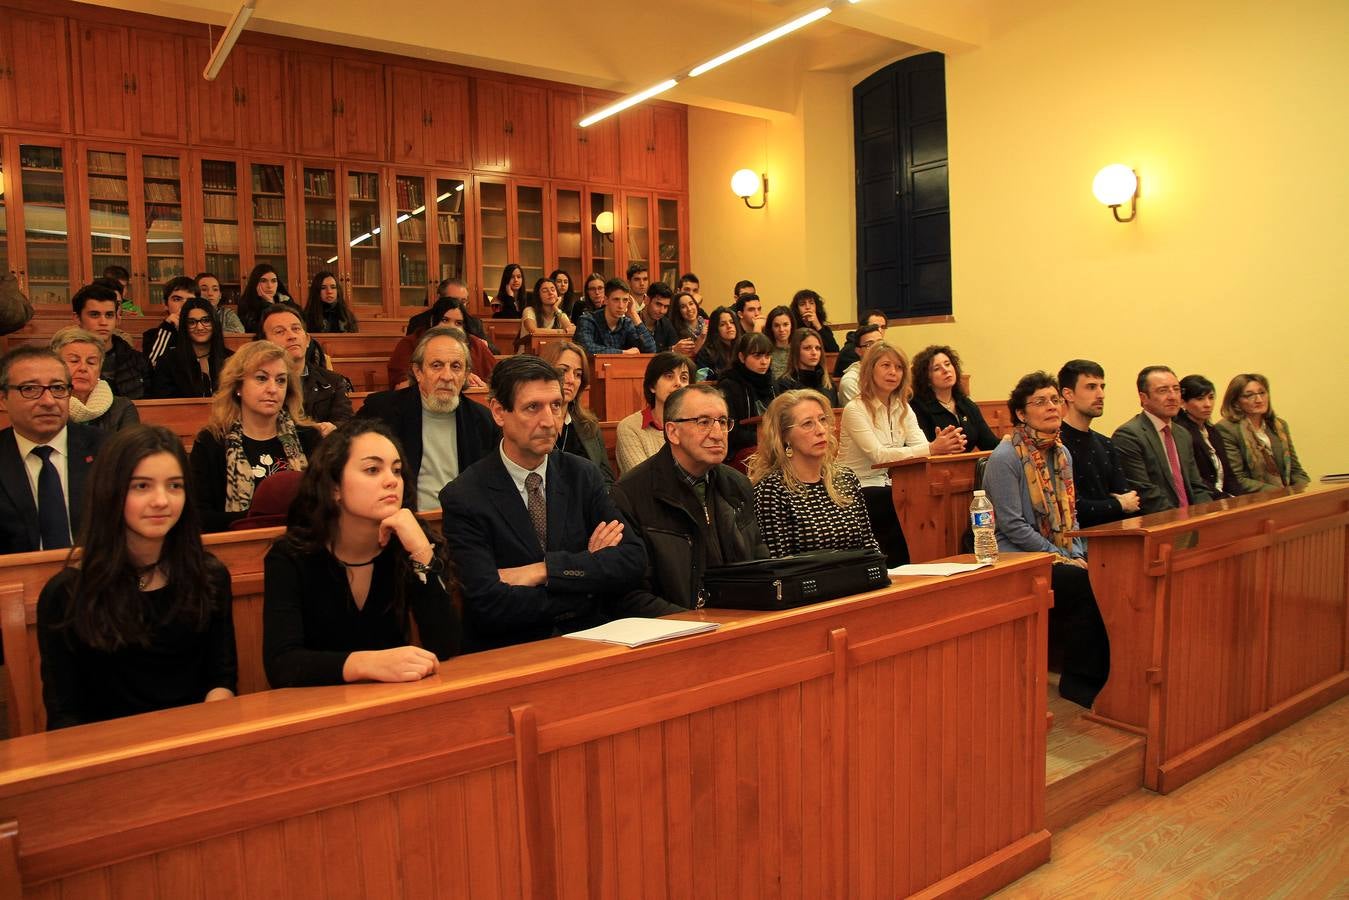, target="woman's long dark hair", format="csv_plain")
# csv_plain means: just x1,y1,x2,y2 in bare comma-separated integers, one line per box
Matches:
790,289,829,328
63,425,216,650
303,270,359,333
170,298,230,395
703,306,740,373
283,420,454,625
237,263,292,332
549,268,575,313
495,263,525,316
